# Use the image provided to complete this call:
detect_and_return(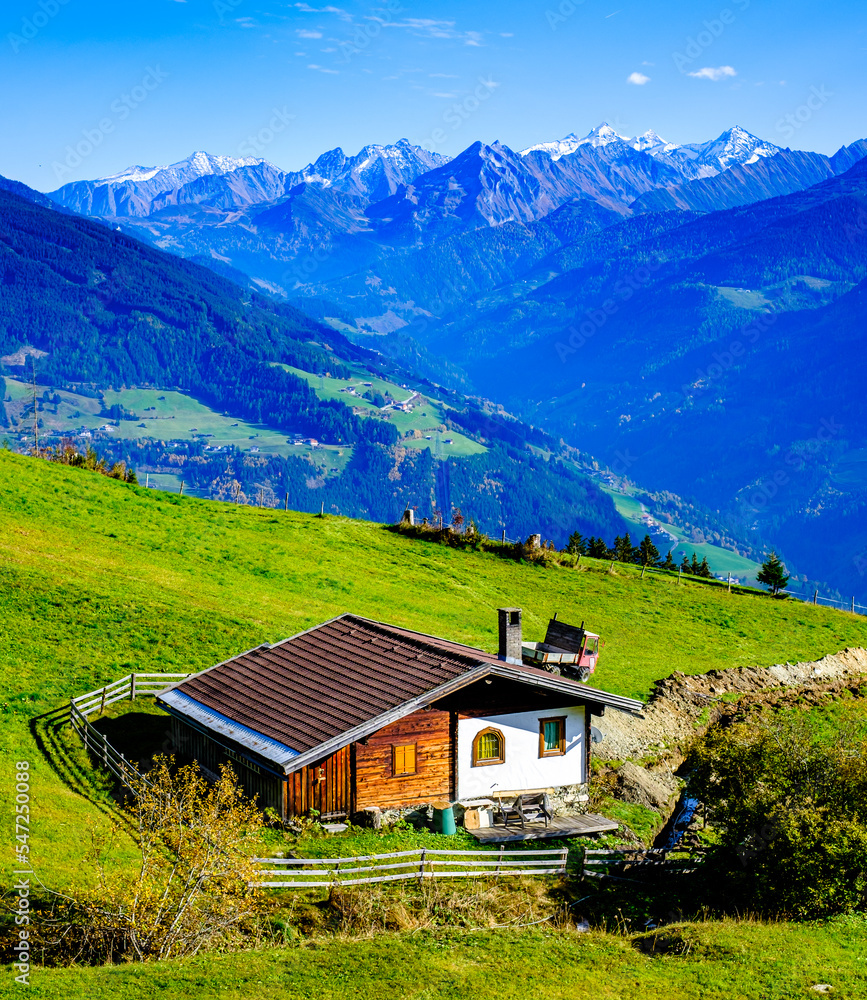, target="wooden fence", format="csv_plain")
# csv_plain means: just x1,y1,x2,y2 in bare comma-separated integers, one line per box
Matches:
583,847,708,881
68,672,189,790
251,846,569,888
